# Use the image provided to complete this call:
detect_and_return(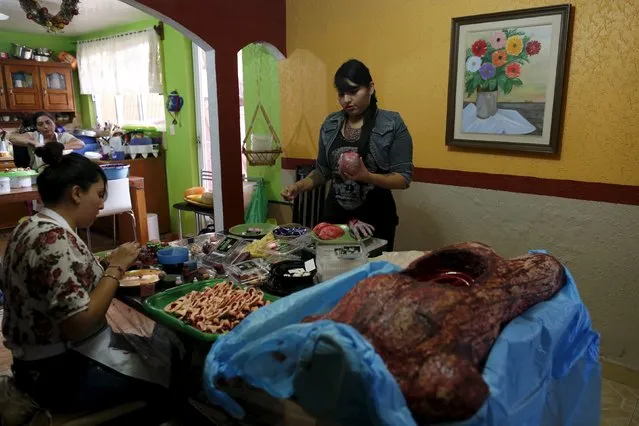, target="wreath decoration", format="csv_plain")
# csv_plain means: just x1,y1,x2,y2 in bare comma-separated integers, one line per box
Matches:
19,0,80,33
